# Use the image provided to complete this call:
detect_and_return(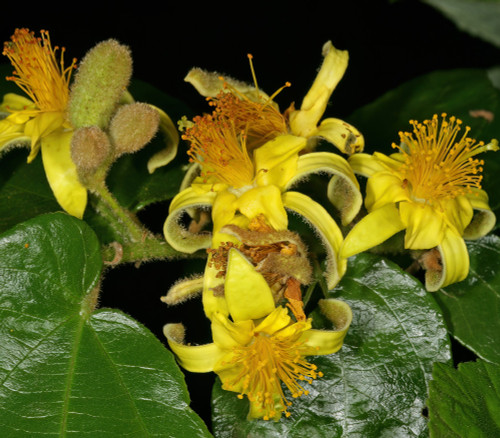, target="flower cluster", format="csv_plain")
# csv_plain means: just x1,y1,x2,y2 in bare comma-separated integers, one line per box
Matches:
0,28,497,423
